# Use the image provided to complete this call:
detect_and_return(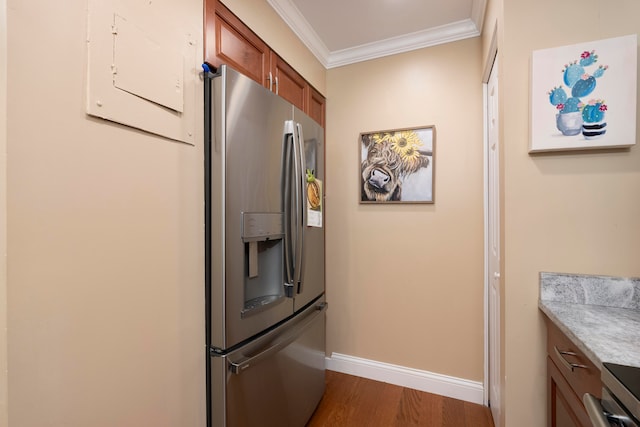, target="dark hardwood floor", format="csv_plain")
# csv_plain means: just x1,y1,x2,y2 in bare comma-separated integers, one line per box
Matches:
307,371,495,427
